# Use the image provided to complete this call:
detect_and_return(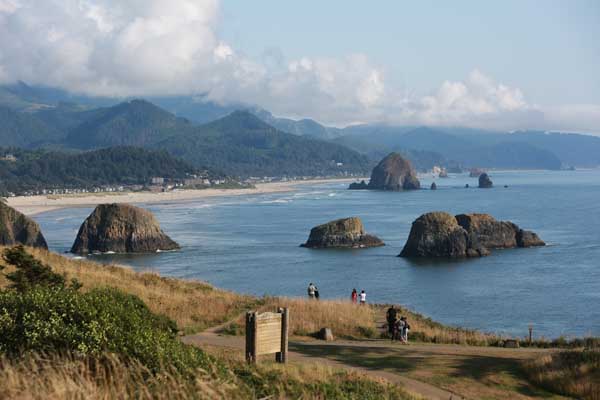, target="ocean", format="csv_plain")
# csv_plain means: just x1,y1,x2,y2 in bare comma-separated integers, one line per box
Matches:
34,170,600,339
